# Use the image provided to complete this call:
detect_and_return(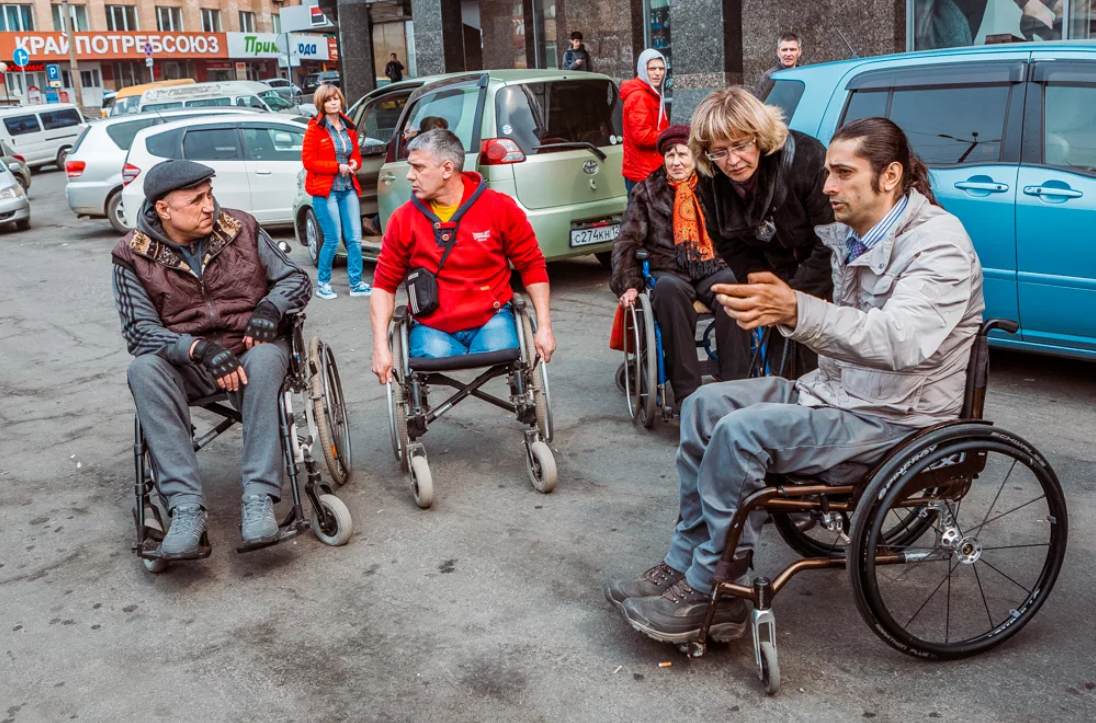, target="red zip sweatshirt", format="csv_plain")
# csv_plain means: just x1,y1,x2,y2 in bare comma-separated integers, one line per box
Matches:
302,112,363,197
374,173,549,334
